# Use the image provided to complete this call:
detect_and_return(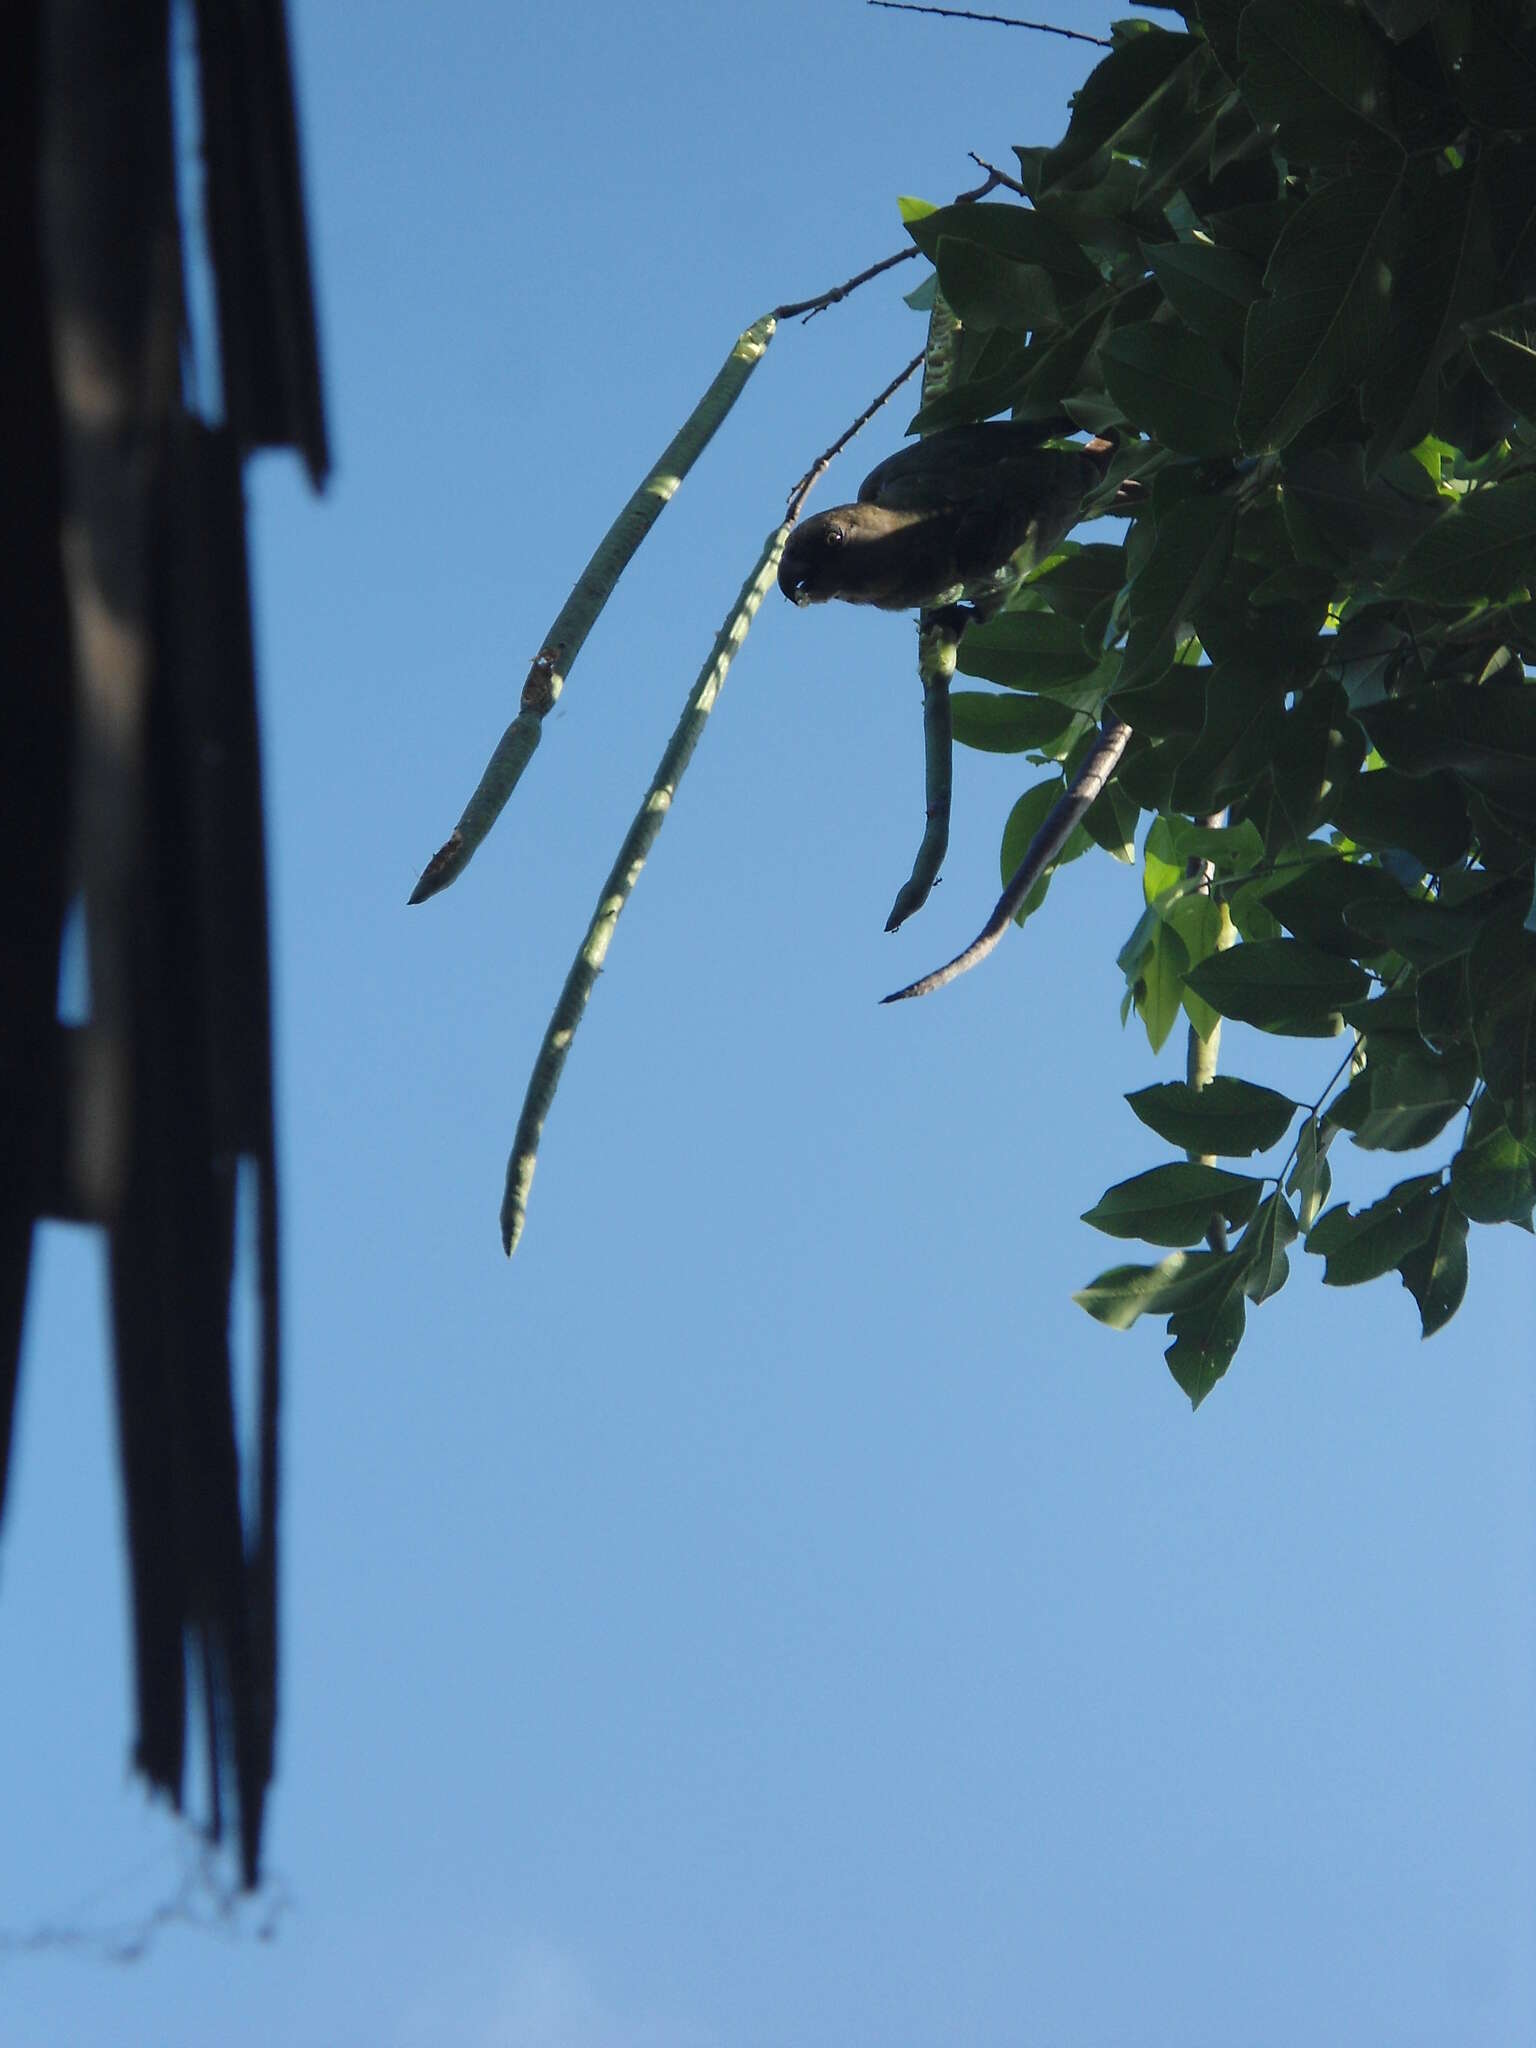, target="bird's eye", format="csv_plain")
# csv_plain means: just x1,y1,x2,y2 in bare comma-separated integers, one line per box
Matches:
825,522,845,547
